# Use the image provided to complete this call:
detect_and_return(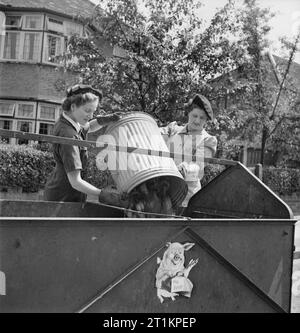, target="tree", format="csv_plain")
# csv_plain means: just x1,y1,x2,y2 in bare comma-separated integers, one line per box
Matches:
63,0,247,125
208,0,300,165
